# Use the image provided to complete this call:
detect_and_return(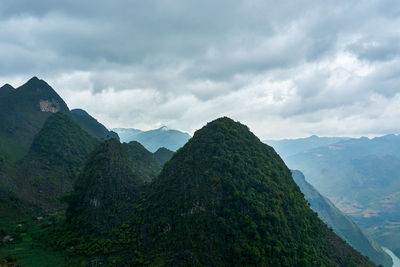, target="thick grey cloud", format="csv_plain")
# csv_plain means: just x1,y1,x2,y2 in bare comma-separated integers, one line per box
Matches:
1,0,400,138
